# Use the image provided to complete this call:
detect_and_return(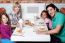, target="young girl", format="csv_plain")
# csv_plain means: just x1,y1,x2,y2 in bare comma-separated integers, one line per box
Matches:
40,10,52,30
0,13,14,43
